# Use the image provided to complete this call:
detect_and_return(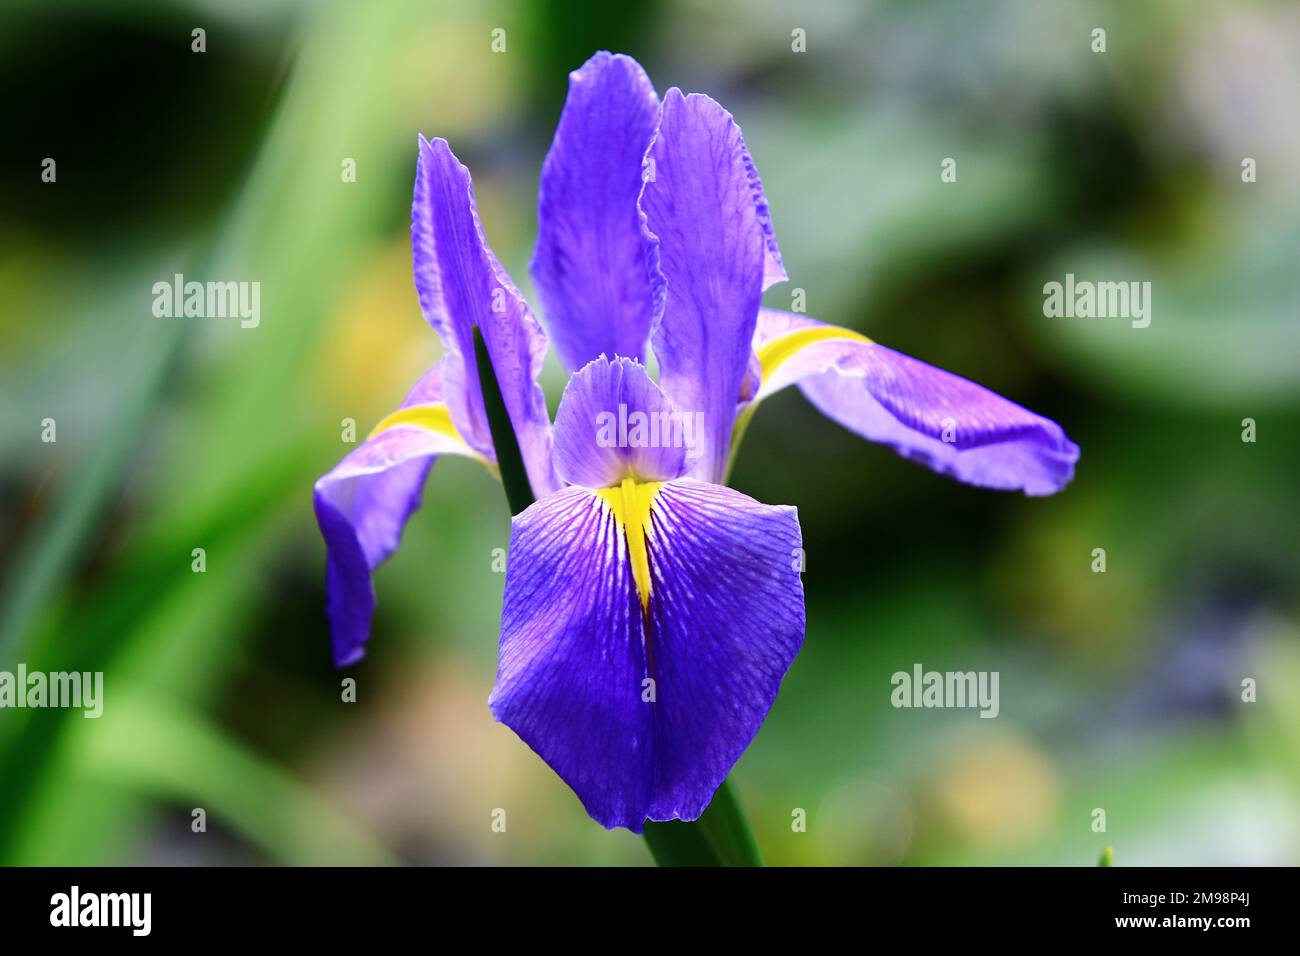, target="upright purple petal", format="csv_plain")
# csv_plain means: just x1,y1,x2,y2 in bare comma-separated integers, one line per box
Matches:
640,89,783,484
314,363,486,666
412,136,560,499
489,477,804,831
751,309,1080,495
551,355,692,488
531,52,662,372
742,141,787,292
